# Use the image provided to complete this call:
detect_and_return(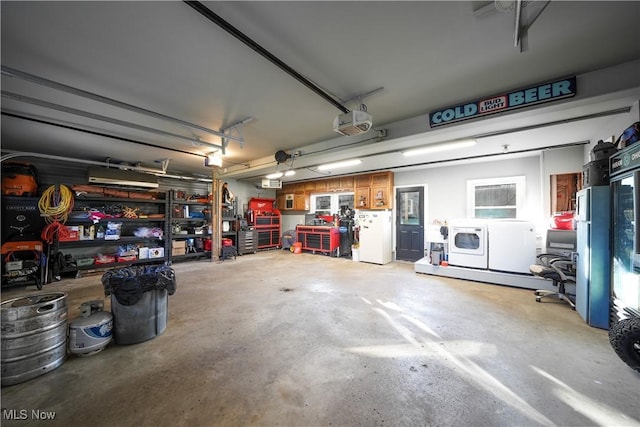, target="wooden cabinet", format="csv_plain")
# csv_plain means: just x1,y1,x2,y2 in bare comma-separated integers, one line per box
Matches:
328,178,342,191
294,192,308,211
314,180,327,192
355,175,371,188
370,172,393,209
340,176,354,192
276,171,392,210
355,174,371,209
327,177,354,192
355,187,370,209
277,186,308,211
